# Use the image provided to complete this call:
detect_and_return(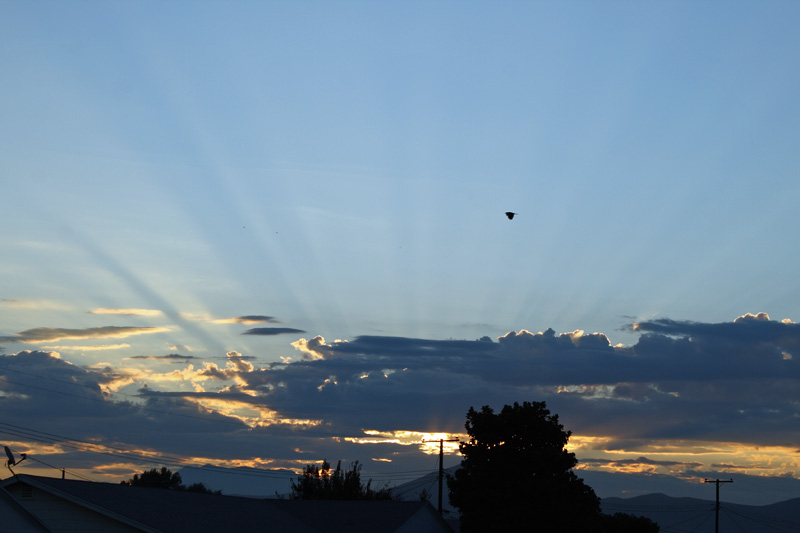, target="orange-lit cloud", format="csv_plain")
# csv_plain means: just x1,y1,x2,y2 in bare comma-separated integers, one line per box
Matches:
734,312,771,322
90,308,163,317
42,344,131,351
345,430,464,455
291,336,329,360
290,336,349,360
573,438,800,479
0,326,170,344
